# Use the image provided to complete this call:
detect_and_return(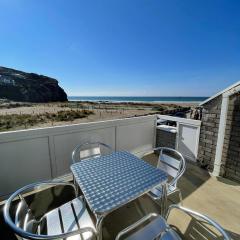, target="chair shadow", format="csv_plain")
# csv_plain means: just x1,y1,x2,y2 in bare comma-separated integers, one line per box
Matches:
142,153,211,201
0,206,18,240
28,184,75,218
184,218,225,240
170,216,240,240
